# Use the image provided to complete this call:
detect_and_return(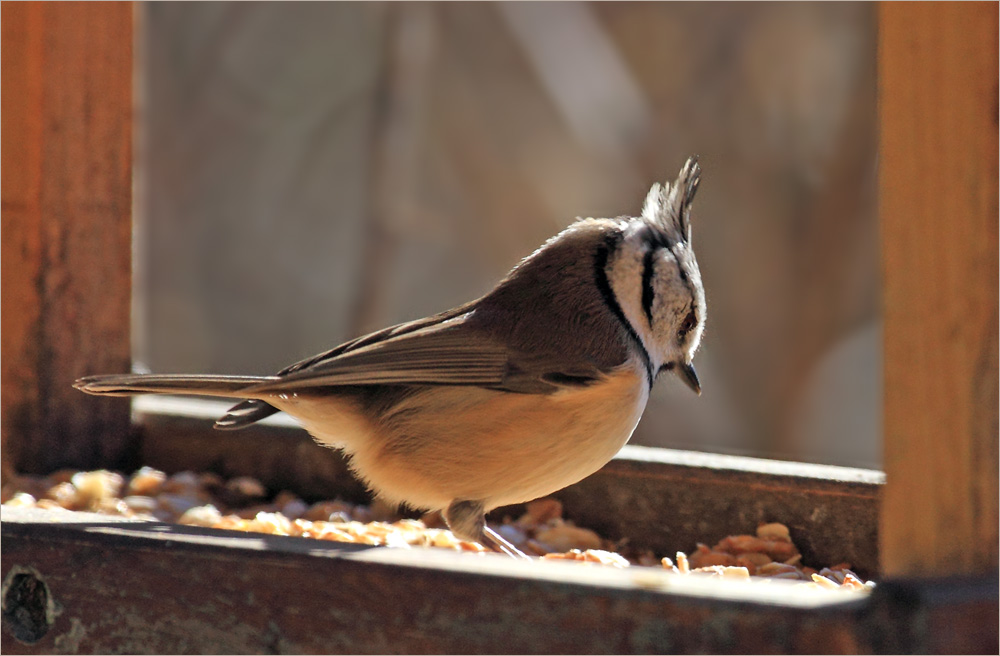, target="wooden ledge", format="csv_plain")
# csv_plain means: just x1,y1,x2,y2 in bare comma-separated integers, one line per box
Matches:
2,506,862,654
3,507,996,654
